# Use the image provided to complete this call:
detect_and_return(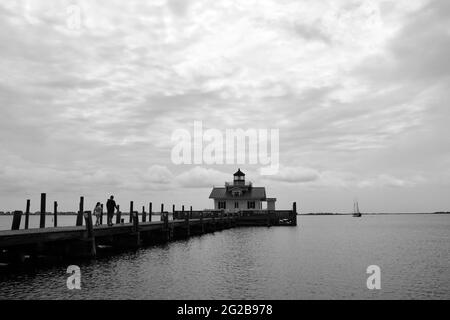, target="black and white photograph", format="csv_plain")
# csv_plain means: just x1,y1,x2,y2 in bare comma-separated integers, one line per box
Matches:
0,0,449,309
